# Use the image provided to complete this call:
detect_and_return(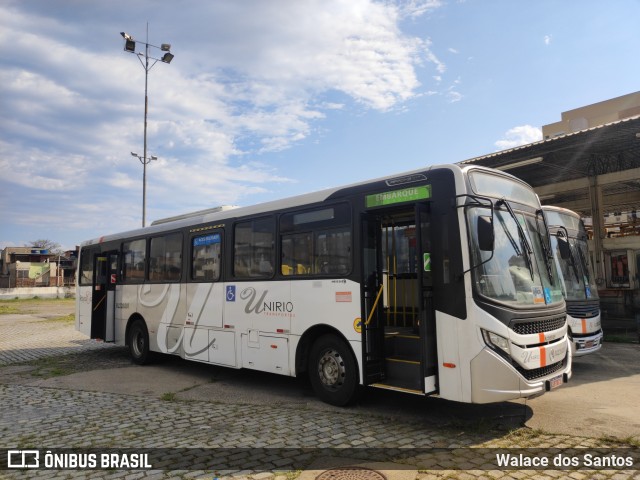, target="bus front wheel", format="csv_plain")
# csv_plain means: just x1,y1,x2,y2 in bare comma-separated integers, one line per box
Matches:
128,319,152,365
308,334,359,406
